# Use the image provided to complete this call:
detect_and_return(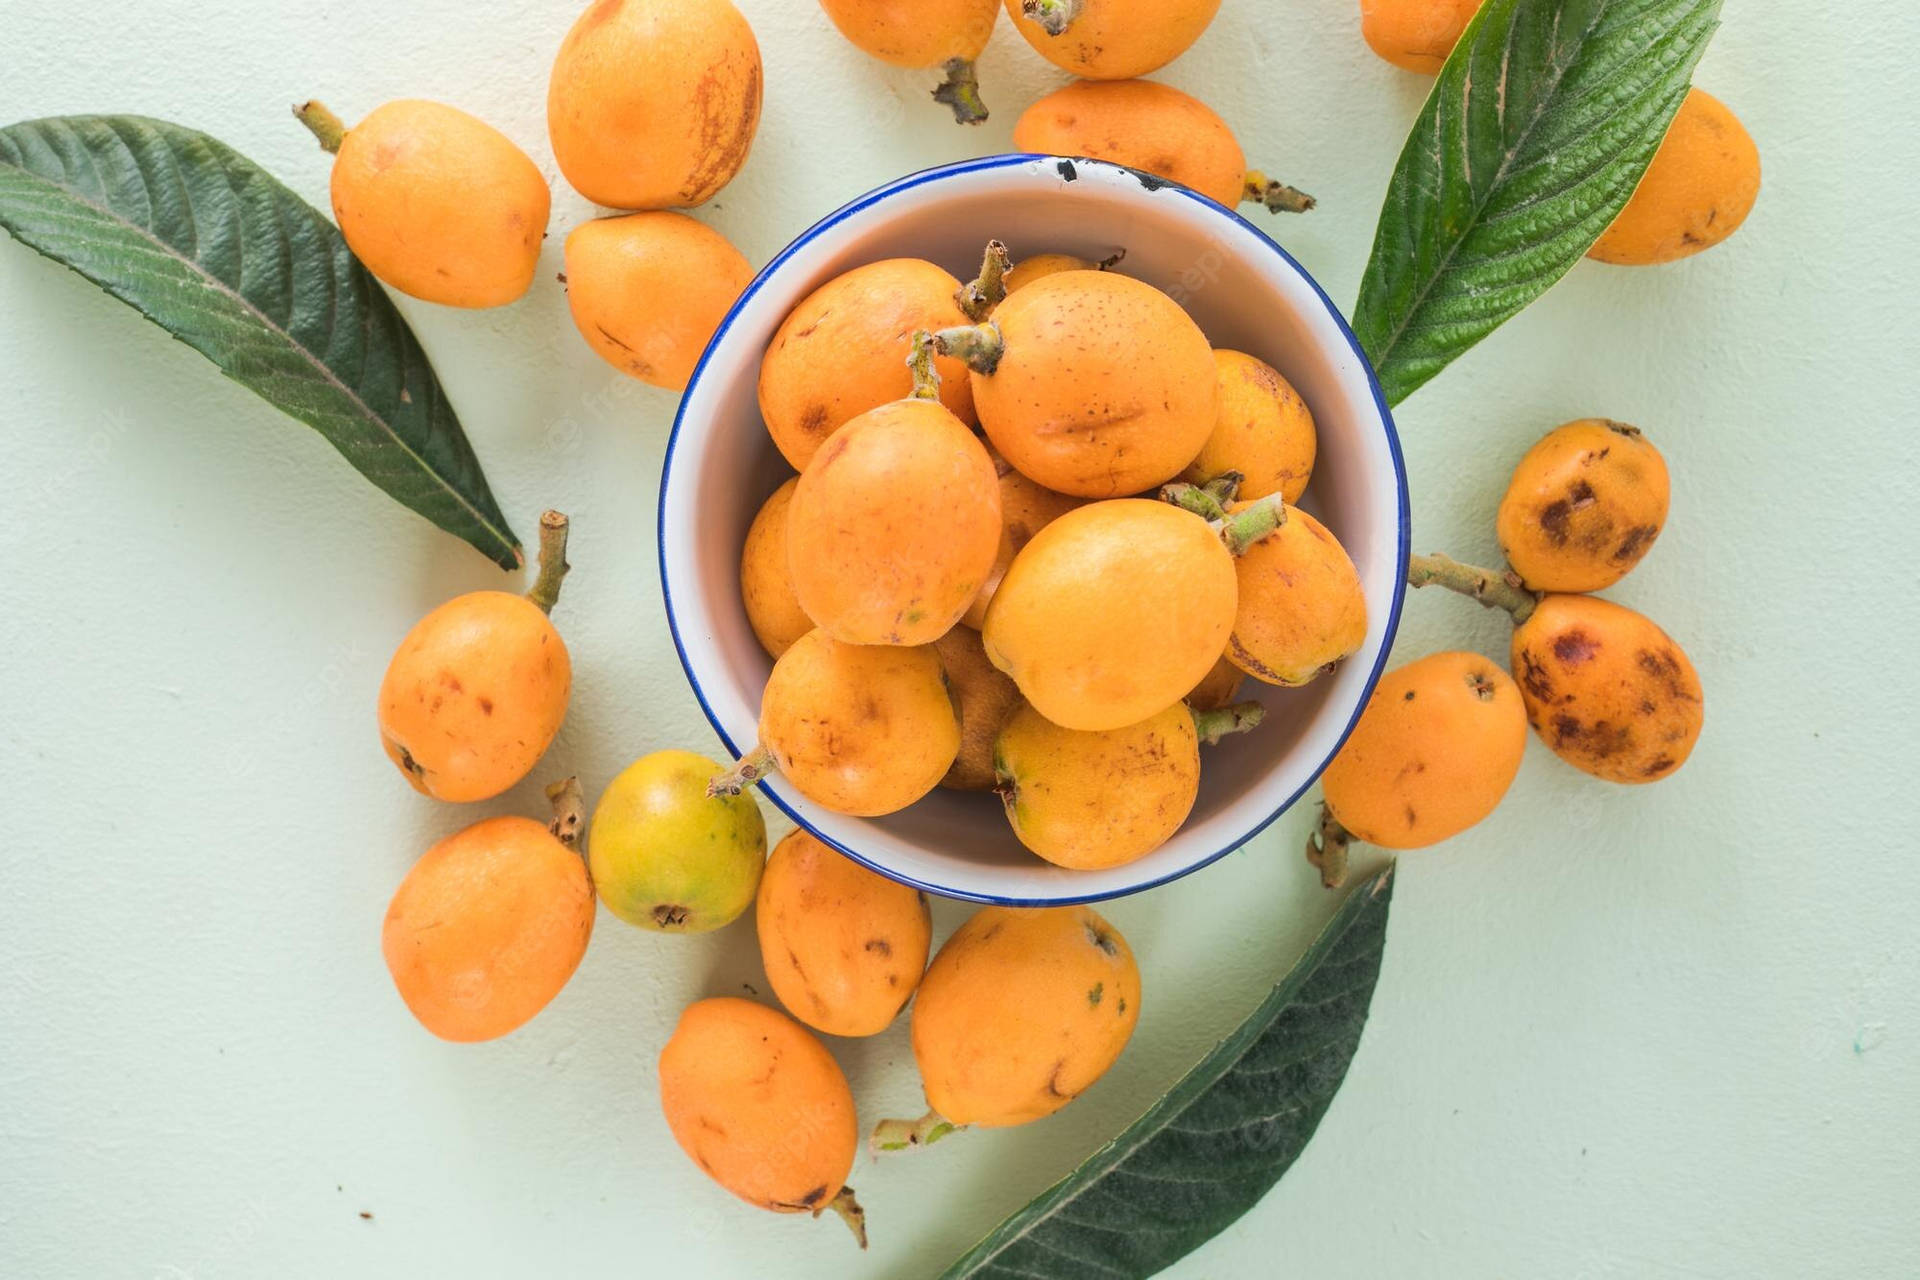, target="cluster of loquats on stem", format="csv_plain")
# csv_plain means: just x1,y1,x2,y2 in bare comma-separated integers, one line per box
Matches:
1308,419,1704,887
